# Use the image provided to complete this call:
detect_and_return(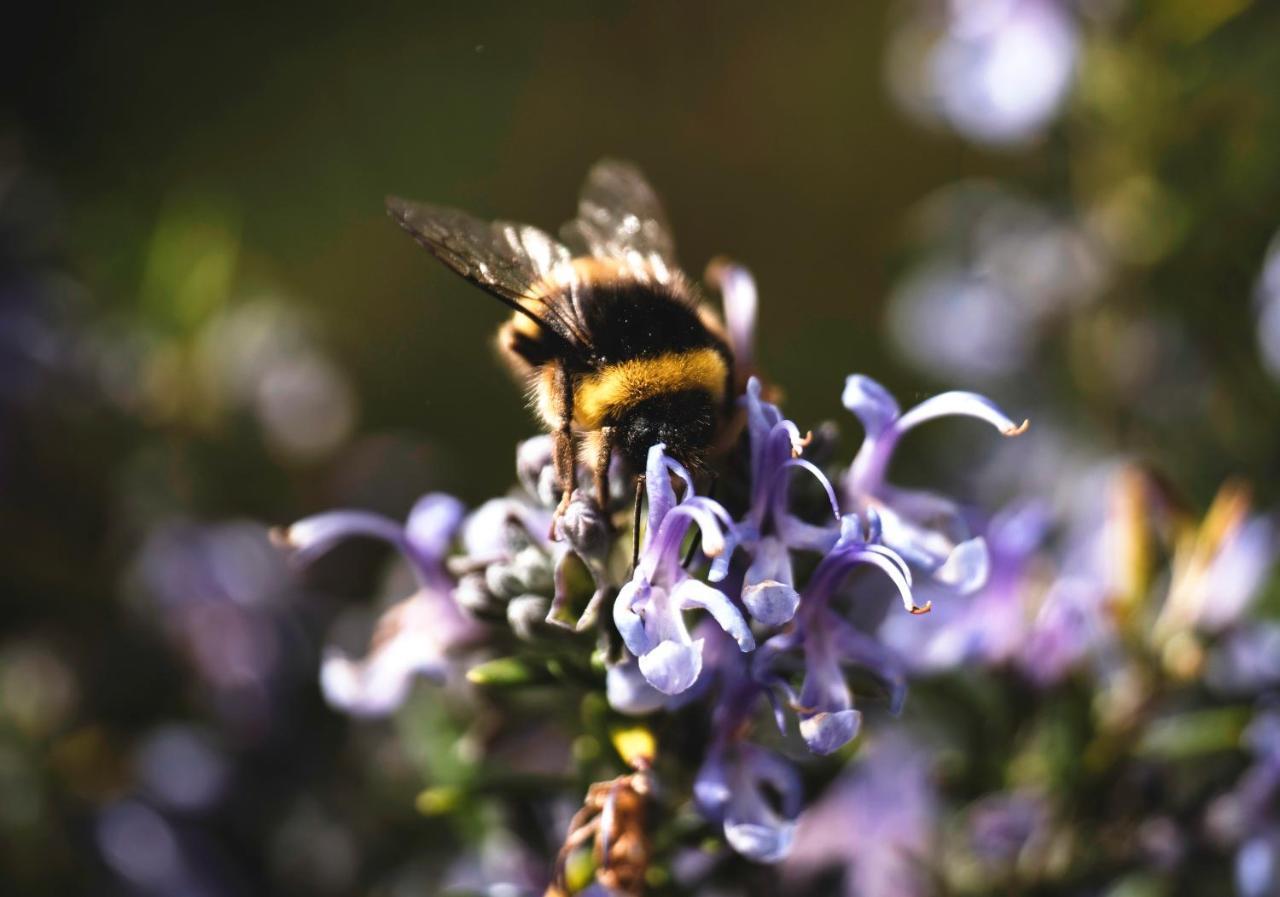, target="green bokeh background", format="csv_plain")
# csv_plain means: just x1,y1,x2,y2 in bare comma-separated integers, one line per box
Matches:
10,1,1021,507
